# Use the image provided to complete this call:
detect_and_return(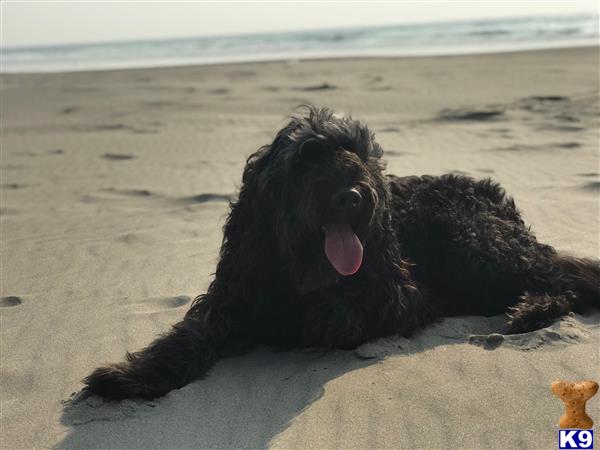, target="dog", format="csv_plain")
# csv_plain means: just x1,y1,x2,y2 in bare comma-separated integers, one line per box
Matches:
84,106,599,400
